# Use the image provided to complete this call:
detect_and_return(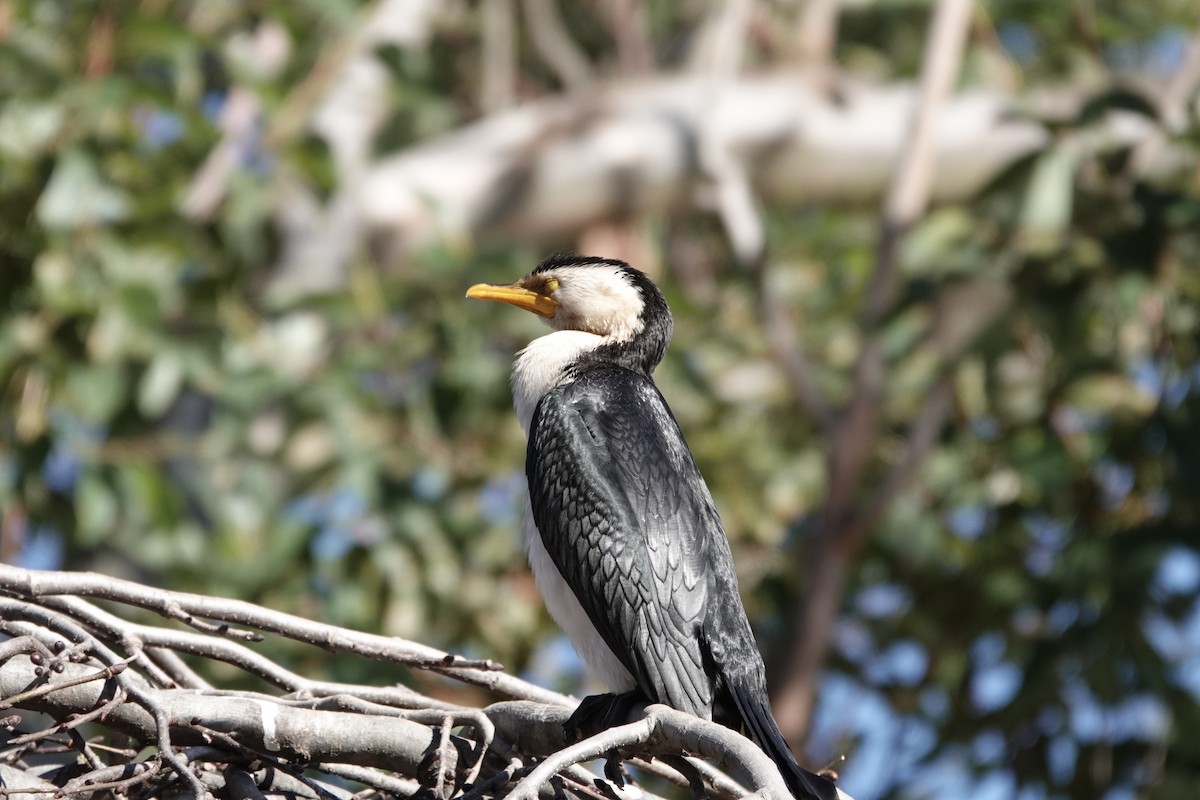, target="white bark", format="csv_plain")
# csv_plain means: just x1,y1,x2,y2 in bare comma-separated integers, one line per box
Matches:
0,566,854,799
357,74,1048,262
0,655,465,773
